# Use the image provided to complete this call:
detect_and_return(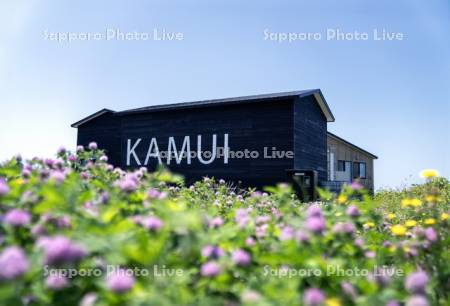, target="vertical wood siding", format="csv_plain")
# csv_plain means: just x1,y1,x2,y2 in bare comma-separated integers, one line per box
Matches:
77,113,122,166
78,99,296,189
293,95,328,182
